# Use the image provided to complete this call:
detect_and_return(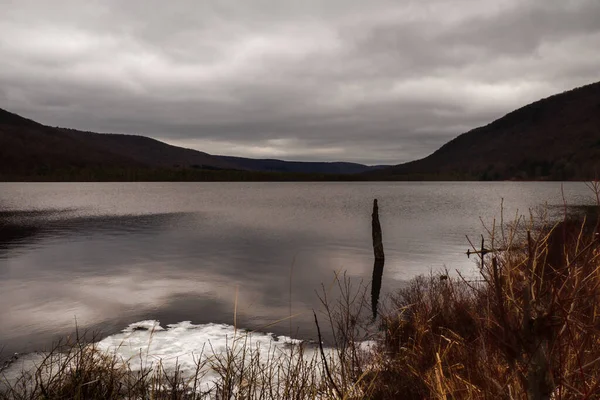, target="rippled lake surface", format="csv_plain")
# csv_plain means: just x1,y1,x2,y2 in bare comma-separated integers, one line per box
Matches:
0,182,594,355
